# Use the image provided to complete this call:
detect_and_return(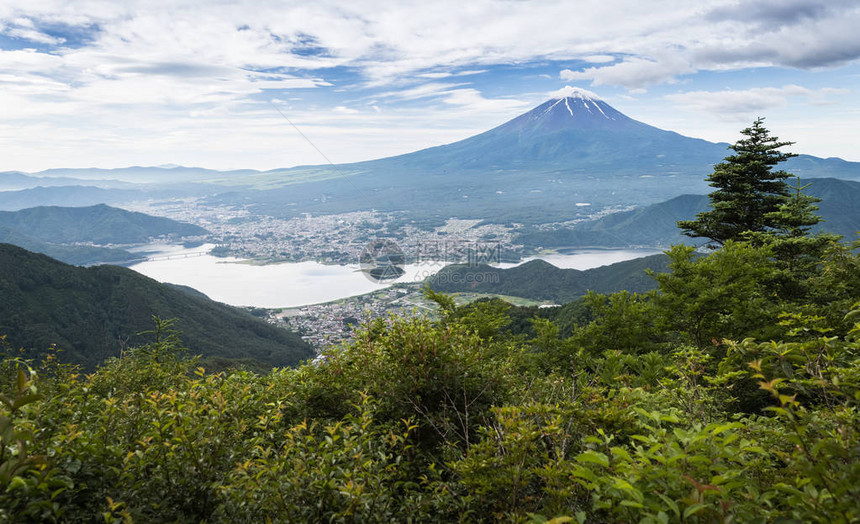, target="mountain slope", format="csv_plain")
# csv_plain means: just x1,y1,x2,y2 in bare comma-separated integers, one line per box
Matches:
516,177,860,249
385,88,723,174
427,253,670,303
203,88,860,224
317,88,860,182
0,171,142,191
0,186,150,211
0,243,313,369
0,226,138,265
0,204,208,244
